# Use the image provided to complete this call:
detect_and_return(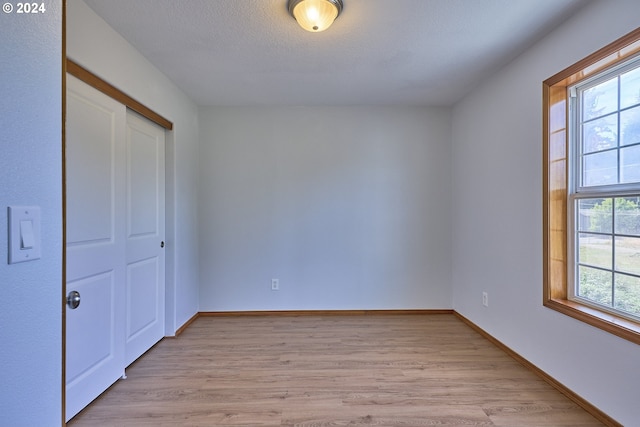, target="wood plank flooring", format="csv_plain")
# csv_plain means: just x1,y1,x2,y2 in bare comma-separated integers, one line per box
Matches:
68,314,604,426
